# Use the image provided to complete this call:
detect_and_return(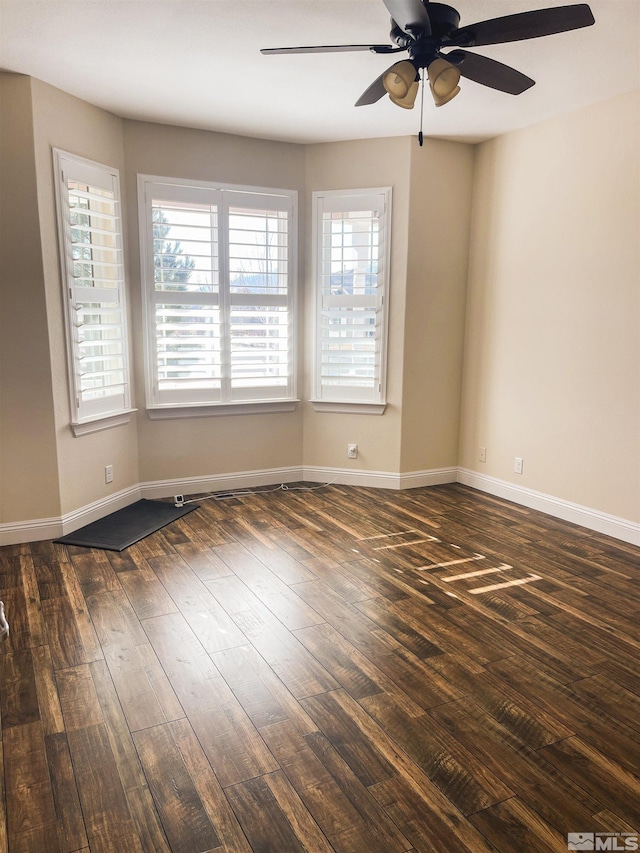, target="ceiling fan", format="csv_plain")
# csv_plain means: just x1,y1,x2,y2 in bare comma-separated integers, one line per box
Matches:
261,1,595,114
